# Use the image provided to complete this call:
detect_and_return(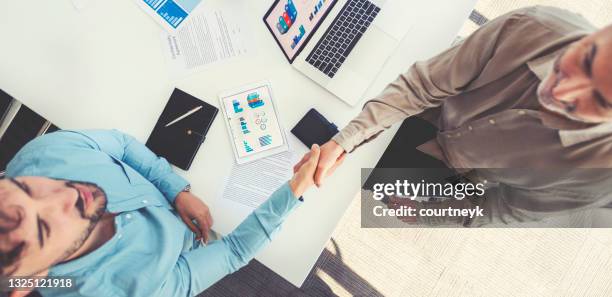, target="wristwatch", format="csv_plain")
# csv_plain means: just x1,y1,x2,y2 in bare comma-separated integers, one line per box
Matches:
182,185,192,192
